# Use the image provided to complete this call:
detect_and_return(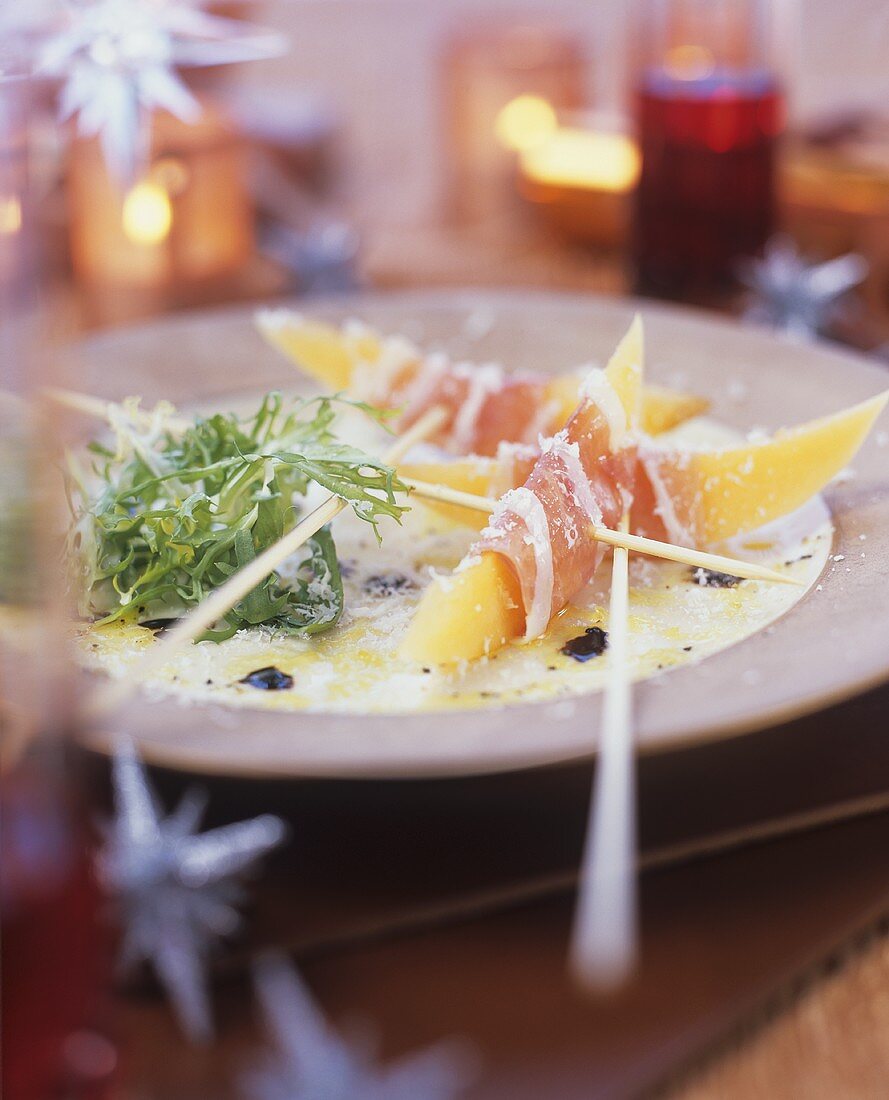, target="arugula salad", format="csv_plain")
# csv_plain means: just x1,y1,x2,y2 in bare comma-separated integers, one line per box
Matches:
65,392,408,640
